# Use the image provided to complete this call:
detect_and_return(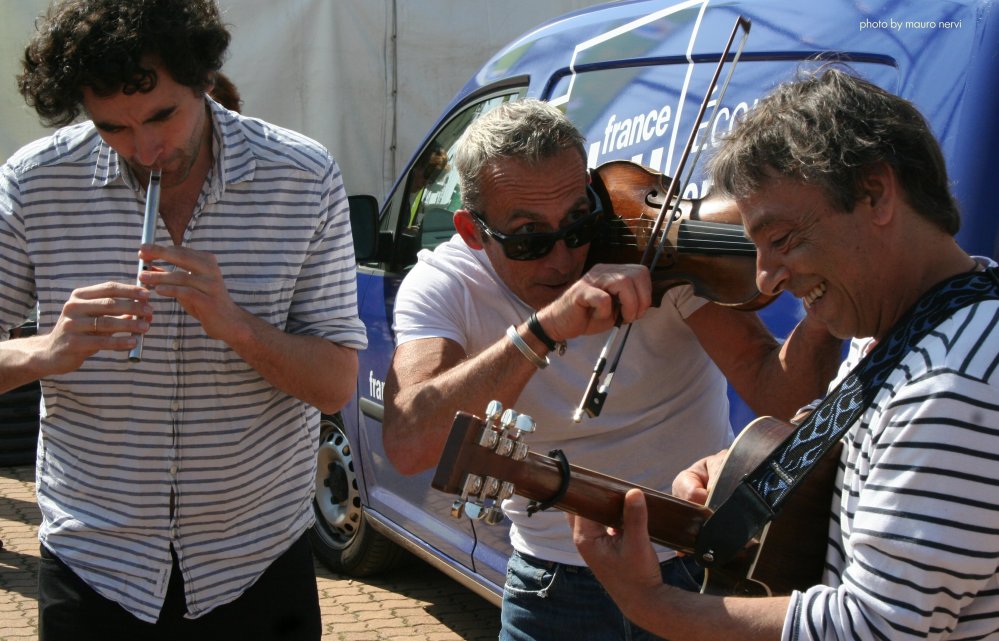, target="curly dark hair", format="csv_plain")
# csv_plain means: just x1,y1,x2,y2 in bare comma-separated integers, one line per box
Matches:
709,67,959,236
17,0,231,127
